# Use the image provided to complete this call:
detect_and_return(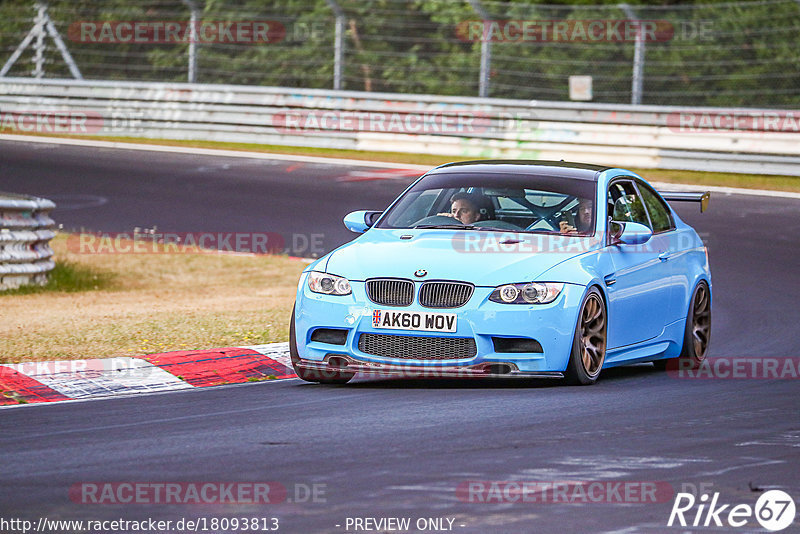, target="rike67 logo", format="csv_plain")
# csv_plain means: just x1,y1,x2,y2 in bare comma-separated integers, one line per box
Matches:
668,490,795,531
